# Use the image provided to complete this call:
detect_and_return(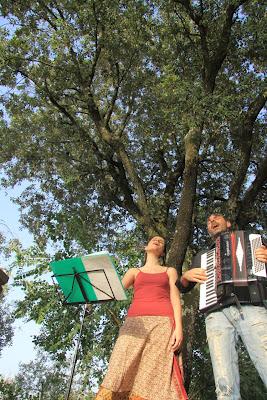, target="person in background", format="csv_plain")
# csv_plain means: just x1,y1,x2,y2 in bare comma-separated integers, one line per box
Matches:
0,267,9,294
95,235,188,400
